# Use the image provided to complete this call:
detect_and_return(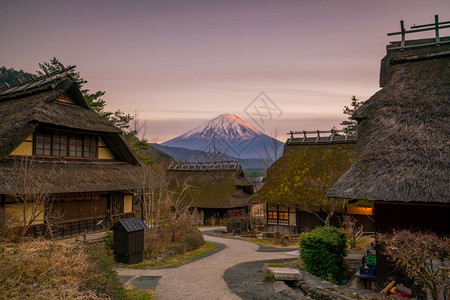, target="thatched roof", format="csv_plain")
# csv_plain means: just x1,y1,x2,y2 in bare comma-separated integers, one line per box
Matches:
252,140,357,206
0,70,144,195
0,74,139,164
167,163,254,209
328,39,450,203
0,158,140,195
